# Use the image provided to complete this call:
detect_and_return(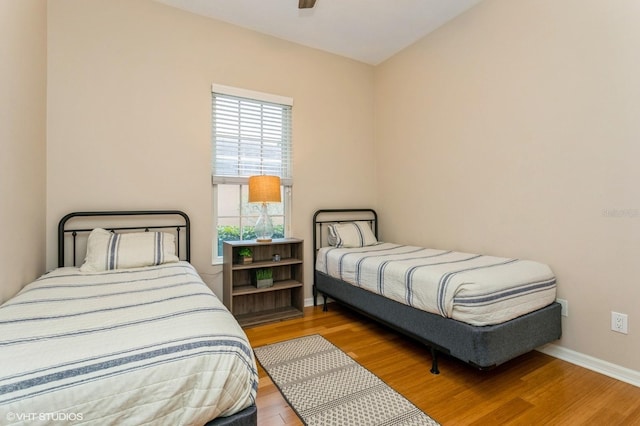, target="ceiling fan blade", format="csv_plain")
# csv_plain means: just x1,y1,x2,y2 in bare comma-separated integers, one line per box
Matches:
298,0,317,9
